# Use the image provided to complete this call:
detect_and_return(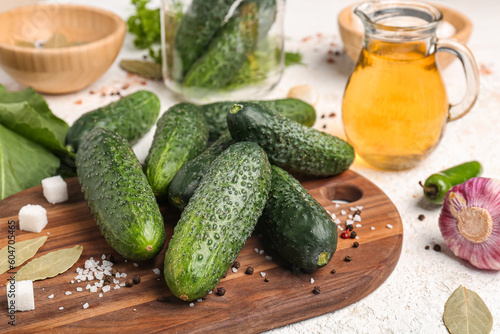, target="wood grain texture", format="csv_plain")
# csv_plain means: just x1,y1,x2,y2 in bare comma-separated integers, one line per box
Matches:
337,3,473,69
0,4,126,94
0,170,402,333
